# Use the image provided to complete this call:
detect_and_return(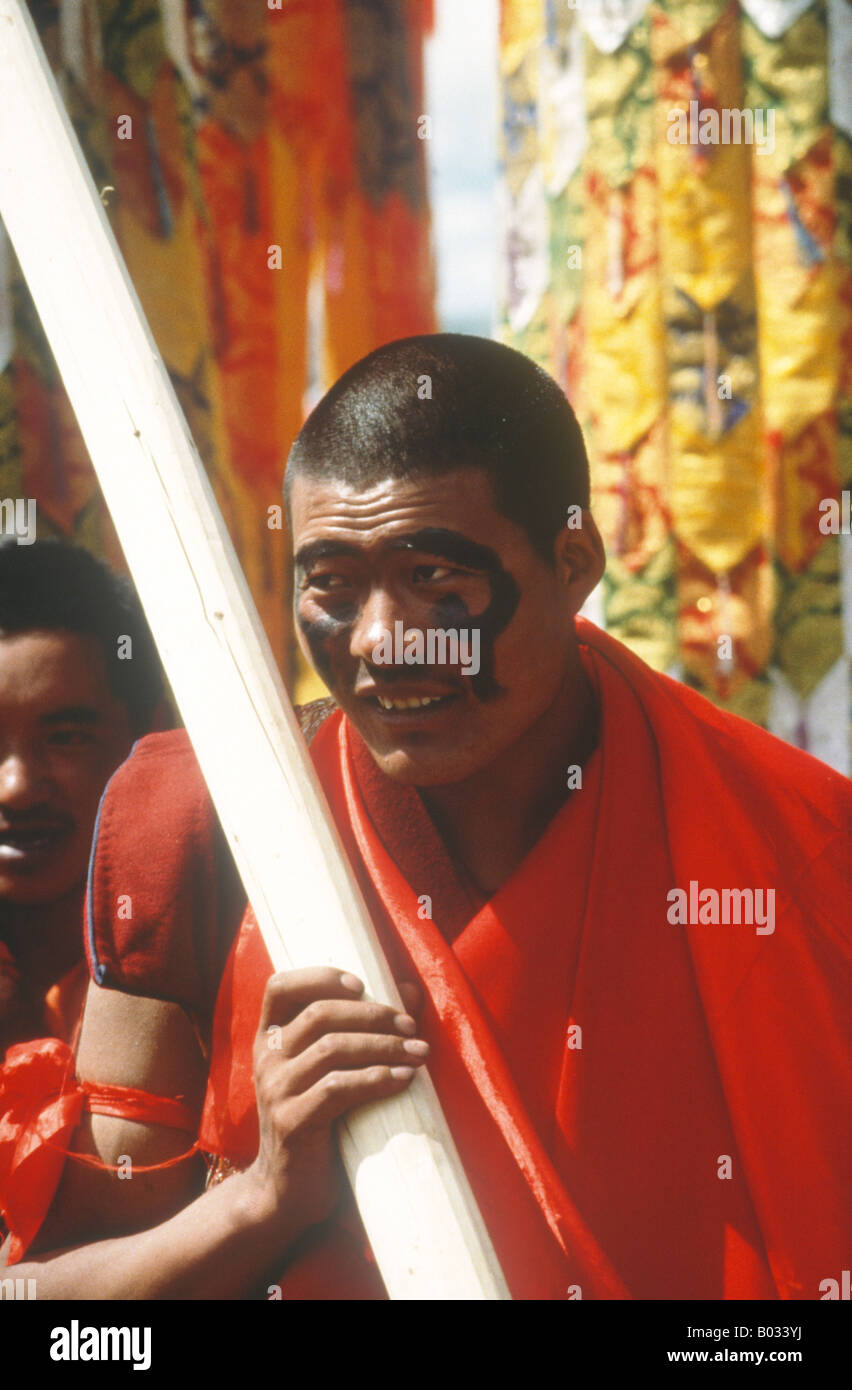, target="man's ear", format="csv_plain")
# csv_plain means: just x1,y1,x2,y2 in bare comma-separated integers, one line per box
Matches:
552,510,605,616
